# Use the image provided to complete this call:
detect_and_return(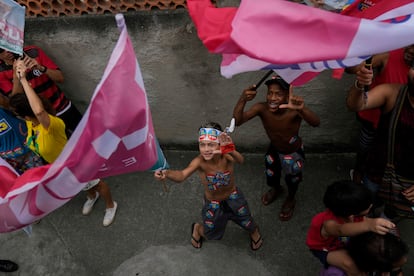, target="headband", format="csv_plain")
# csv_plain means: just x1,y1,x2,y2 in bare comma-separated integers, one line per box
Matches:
198,128,221,143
